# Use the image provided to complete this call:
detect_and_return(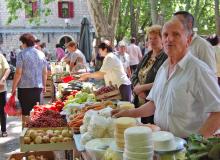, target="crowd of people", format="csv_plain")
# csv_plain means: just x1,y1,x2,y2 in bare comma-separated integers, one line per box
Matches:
0,10,220,140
